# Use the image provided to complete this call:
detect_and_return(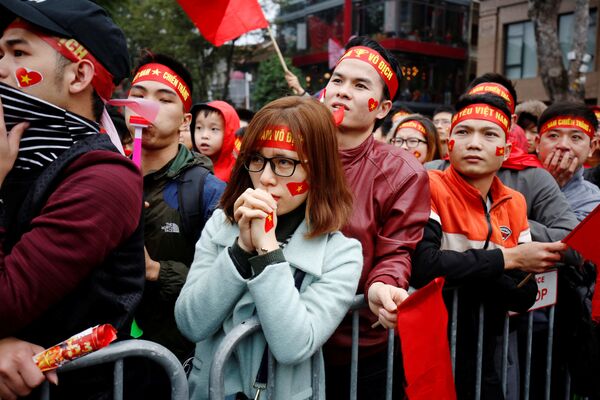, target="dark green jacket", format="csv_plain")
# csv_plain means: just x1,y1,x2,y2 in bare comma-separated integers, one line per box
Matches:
137,145,224,360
